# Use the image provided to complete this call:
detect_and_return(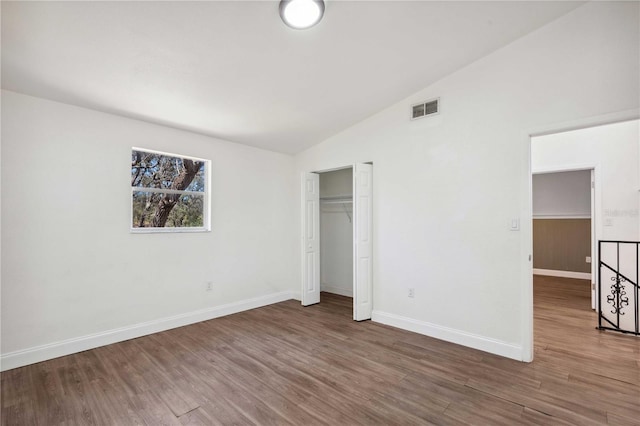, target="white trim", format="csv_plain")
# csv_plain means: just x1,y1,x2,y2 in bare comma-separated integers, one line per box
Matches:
320,284,353,297
532,215,591,219
532,163,599,175
290,291,301,301
133,146,208,163
130,226,210,234
0,291,294,372
520,130,534,362
533,268,591,280
371,311,524,361
313,165,353,174
527,109,639,138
